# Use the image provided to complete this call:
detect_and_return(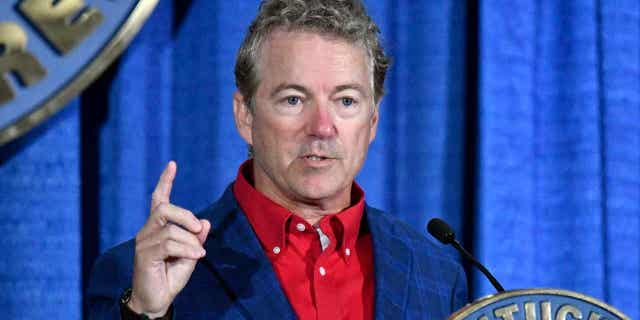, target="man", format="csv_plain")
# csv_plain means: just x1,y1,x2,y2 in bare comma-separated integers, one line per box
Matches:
88,0,468,319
